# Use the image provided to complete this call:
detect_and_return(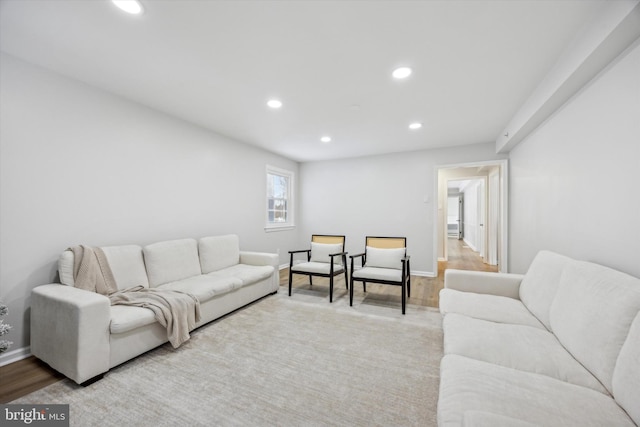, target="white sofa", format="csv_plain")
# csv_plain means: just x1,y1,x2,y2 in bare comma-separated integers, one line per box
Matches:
30,234,279,385
438,251,640,427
